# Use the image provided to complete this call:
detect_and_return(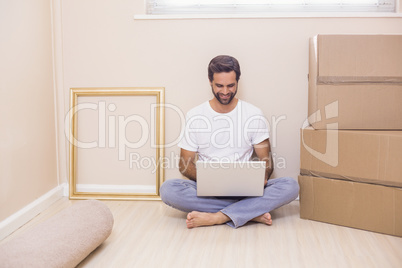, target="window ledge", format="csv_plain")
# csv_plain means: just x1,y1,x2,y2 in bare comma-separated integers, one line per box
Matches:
134,12,402,20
